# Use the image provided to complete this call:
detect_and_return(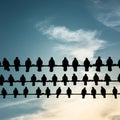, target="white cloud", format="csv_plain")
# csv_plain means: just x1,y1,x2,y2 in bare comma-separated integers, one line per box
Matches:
97,9,120,29
91,0,120,31
13,23,120,120
40,25,105,61
10,97,120,120
0,98,38,109
43,26,98,42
